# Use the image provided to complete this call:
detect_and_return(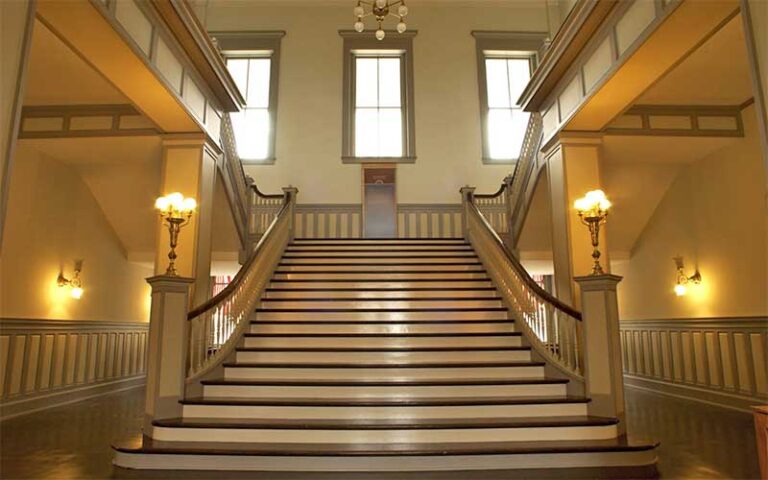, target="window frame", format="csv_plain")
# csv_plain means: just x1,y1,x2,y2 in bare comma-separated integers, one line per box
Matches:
340,30,417,164
473,31,549,164
213,31,285,164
